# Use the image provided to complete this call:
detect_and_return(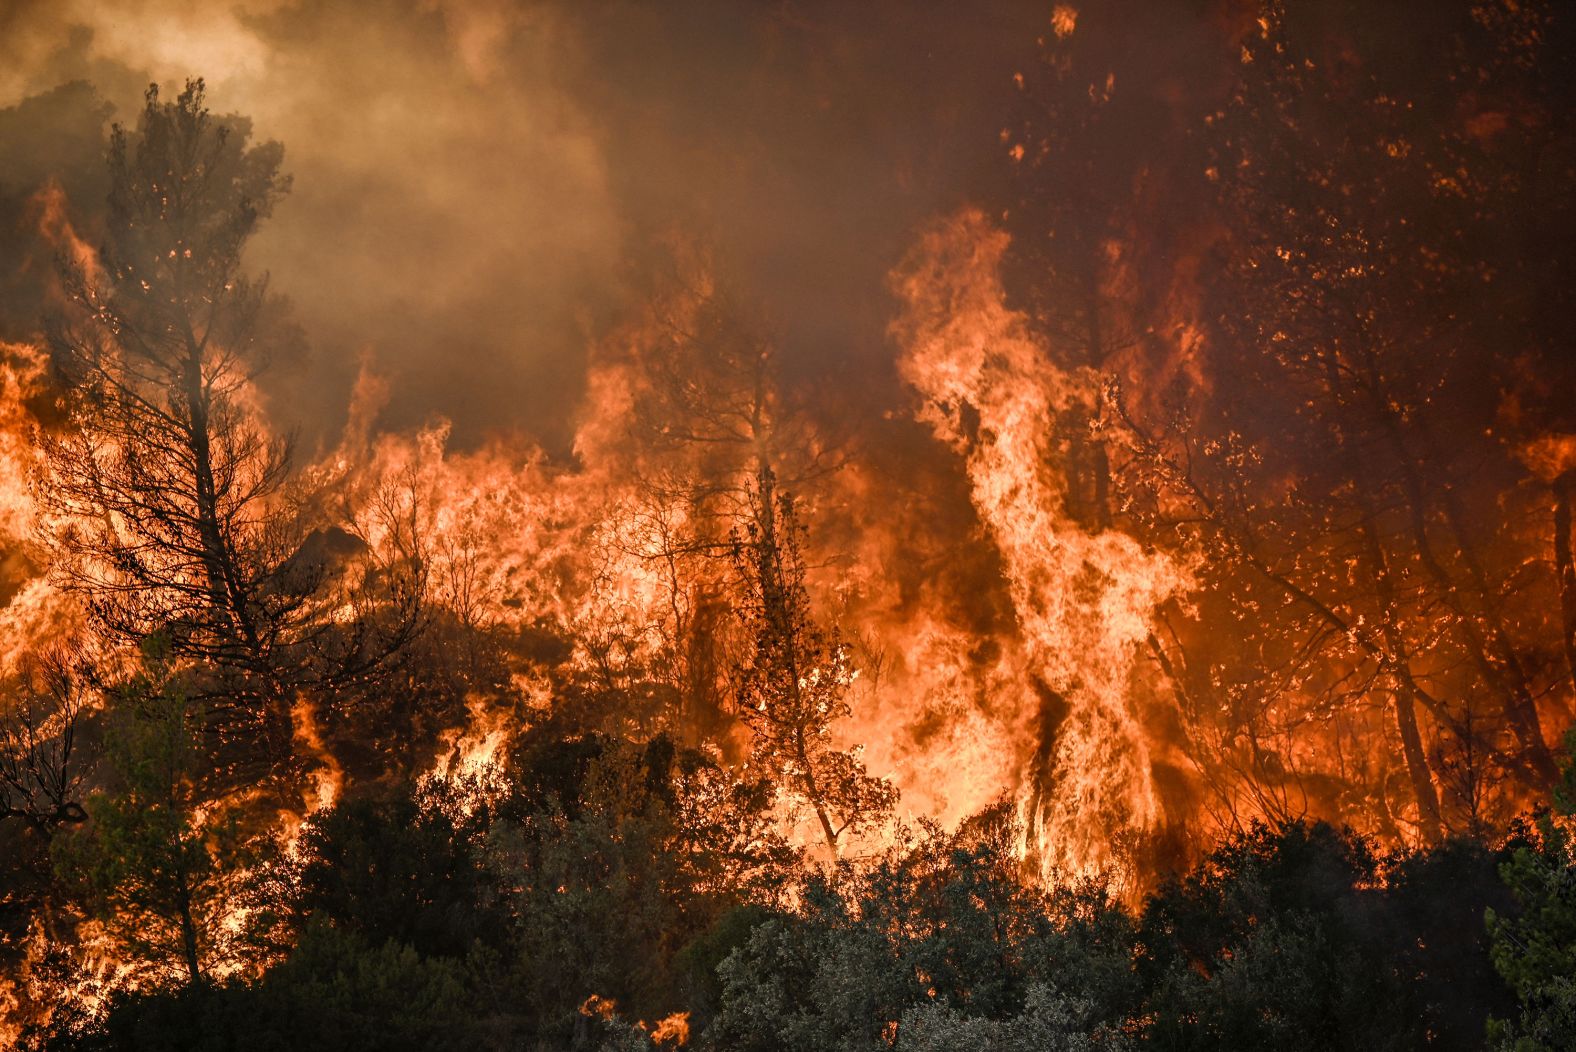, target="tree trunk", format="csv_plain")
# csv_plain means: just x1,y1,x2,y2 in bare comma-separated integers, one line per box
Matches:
183,352,257,658
1369,384,1558,785
1416,466,1557,784
172,861,204,988
1321,351,1444,838
1354,513,1444,841
796,727,840,854
182,340,292,776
